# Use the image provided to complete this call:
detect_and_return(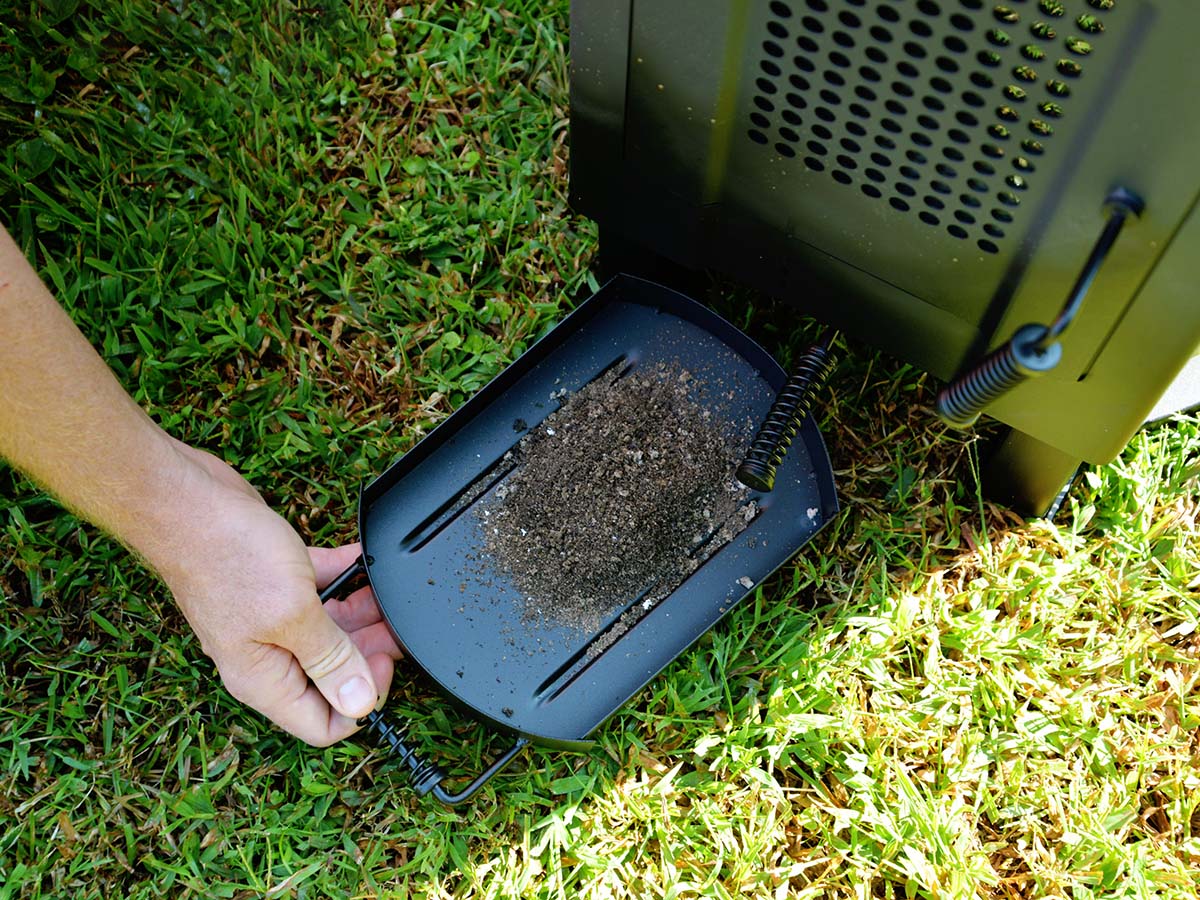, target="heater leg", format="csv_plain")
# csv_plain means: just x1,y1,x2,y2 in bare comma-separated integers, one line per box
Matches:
983,428,1083,519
